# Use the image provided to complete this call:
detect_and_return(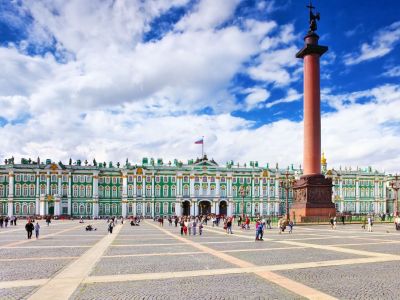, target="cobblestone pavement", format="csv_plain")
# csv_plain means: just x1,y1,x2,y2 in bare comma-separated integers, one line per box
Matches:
0,219,399,299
